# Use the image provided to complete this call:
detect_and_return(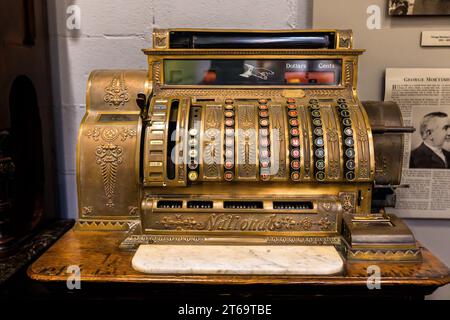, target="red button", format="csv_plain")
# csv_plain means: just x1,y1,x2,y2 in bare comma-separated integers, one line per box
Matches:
291,138,300,147
225,161,234,170
259,99,268,104
259,110,269,118
291,160,300,170
289,119,299,127
287,98,296,104
288,110,298,118
288,104,297,110
259,104,269,110
260,160,270,168
291,172,300,181
260,119,269,127
224,171,234,181
225,119,235,127
290,128,300,136
291,148,300,158
260,172,270,181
